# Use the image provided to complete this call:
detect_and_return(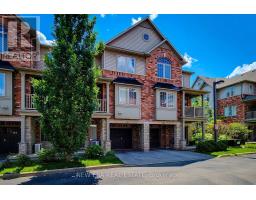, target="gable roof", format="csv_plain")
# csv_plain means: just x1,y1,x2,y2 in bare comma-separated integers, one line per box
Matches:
217,69,256,89
106,17,186,64
192,76,225,89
